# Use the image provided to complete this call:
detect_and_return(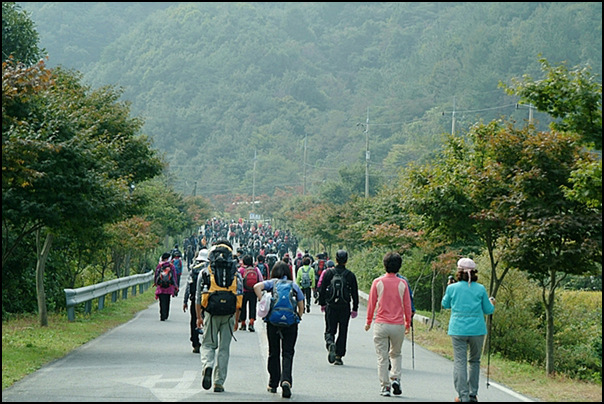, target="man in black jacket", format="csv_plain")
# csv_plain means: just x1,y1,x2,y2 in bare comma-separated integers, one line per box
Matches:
318,249,359,366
